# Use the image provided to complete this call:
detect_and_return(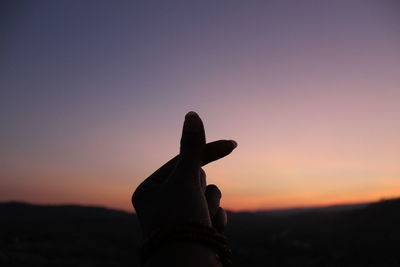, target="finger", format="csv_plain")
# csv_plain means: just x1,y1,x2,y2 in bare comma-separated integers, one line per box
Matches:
213,207,227,233
199,169,206,192
141,139,238,185
205,184,221,218
176,111,206,176
202,139,237,165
